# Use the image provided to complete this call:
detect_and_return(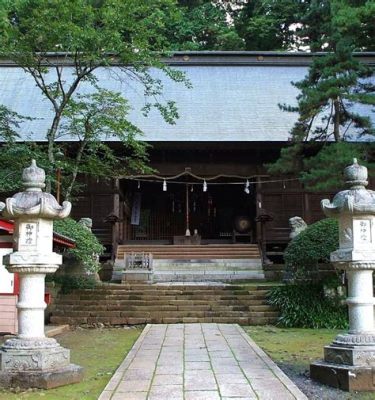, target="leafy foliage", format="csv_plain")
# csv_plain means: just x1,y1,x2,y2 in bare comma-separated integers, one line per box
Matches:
0,0,187,196
58,89,152,199
0,143,50,193
281,48,374,143
299,142,375,190
234,0,308,51
0,105,27,141
284,218,339,279
47,275,97,294
268,142,375,191
165,1,243,50
268,0,375,189
54,218,104,273
269,282,348,329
